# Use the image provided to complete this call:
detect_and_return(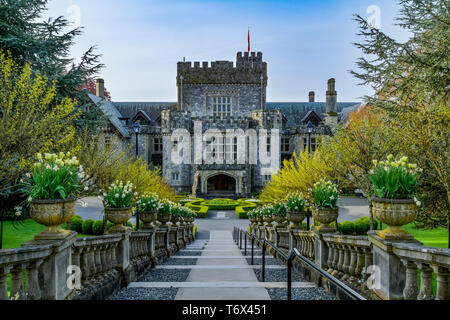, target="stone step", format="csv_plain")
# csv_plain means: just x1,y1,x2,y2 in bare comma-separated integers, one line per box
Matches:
128,281,315,289
155,265,285,269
